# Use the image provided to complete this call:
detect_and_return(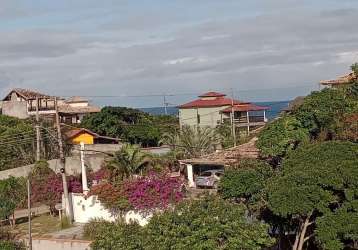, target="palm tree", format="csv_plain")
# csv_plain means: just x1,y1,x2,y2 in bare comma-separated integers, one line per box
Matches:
106,144,150,181
161,126,222,158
